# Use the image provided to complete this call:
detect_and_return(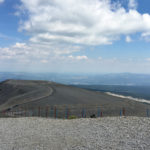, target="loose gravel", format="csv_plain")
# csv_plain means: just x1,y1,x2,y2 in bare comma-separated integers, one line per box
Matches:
0,117,150,150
